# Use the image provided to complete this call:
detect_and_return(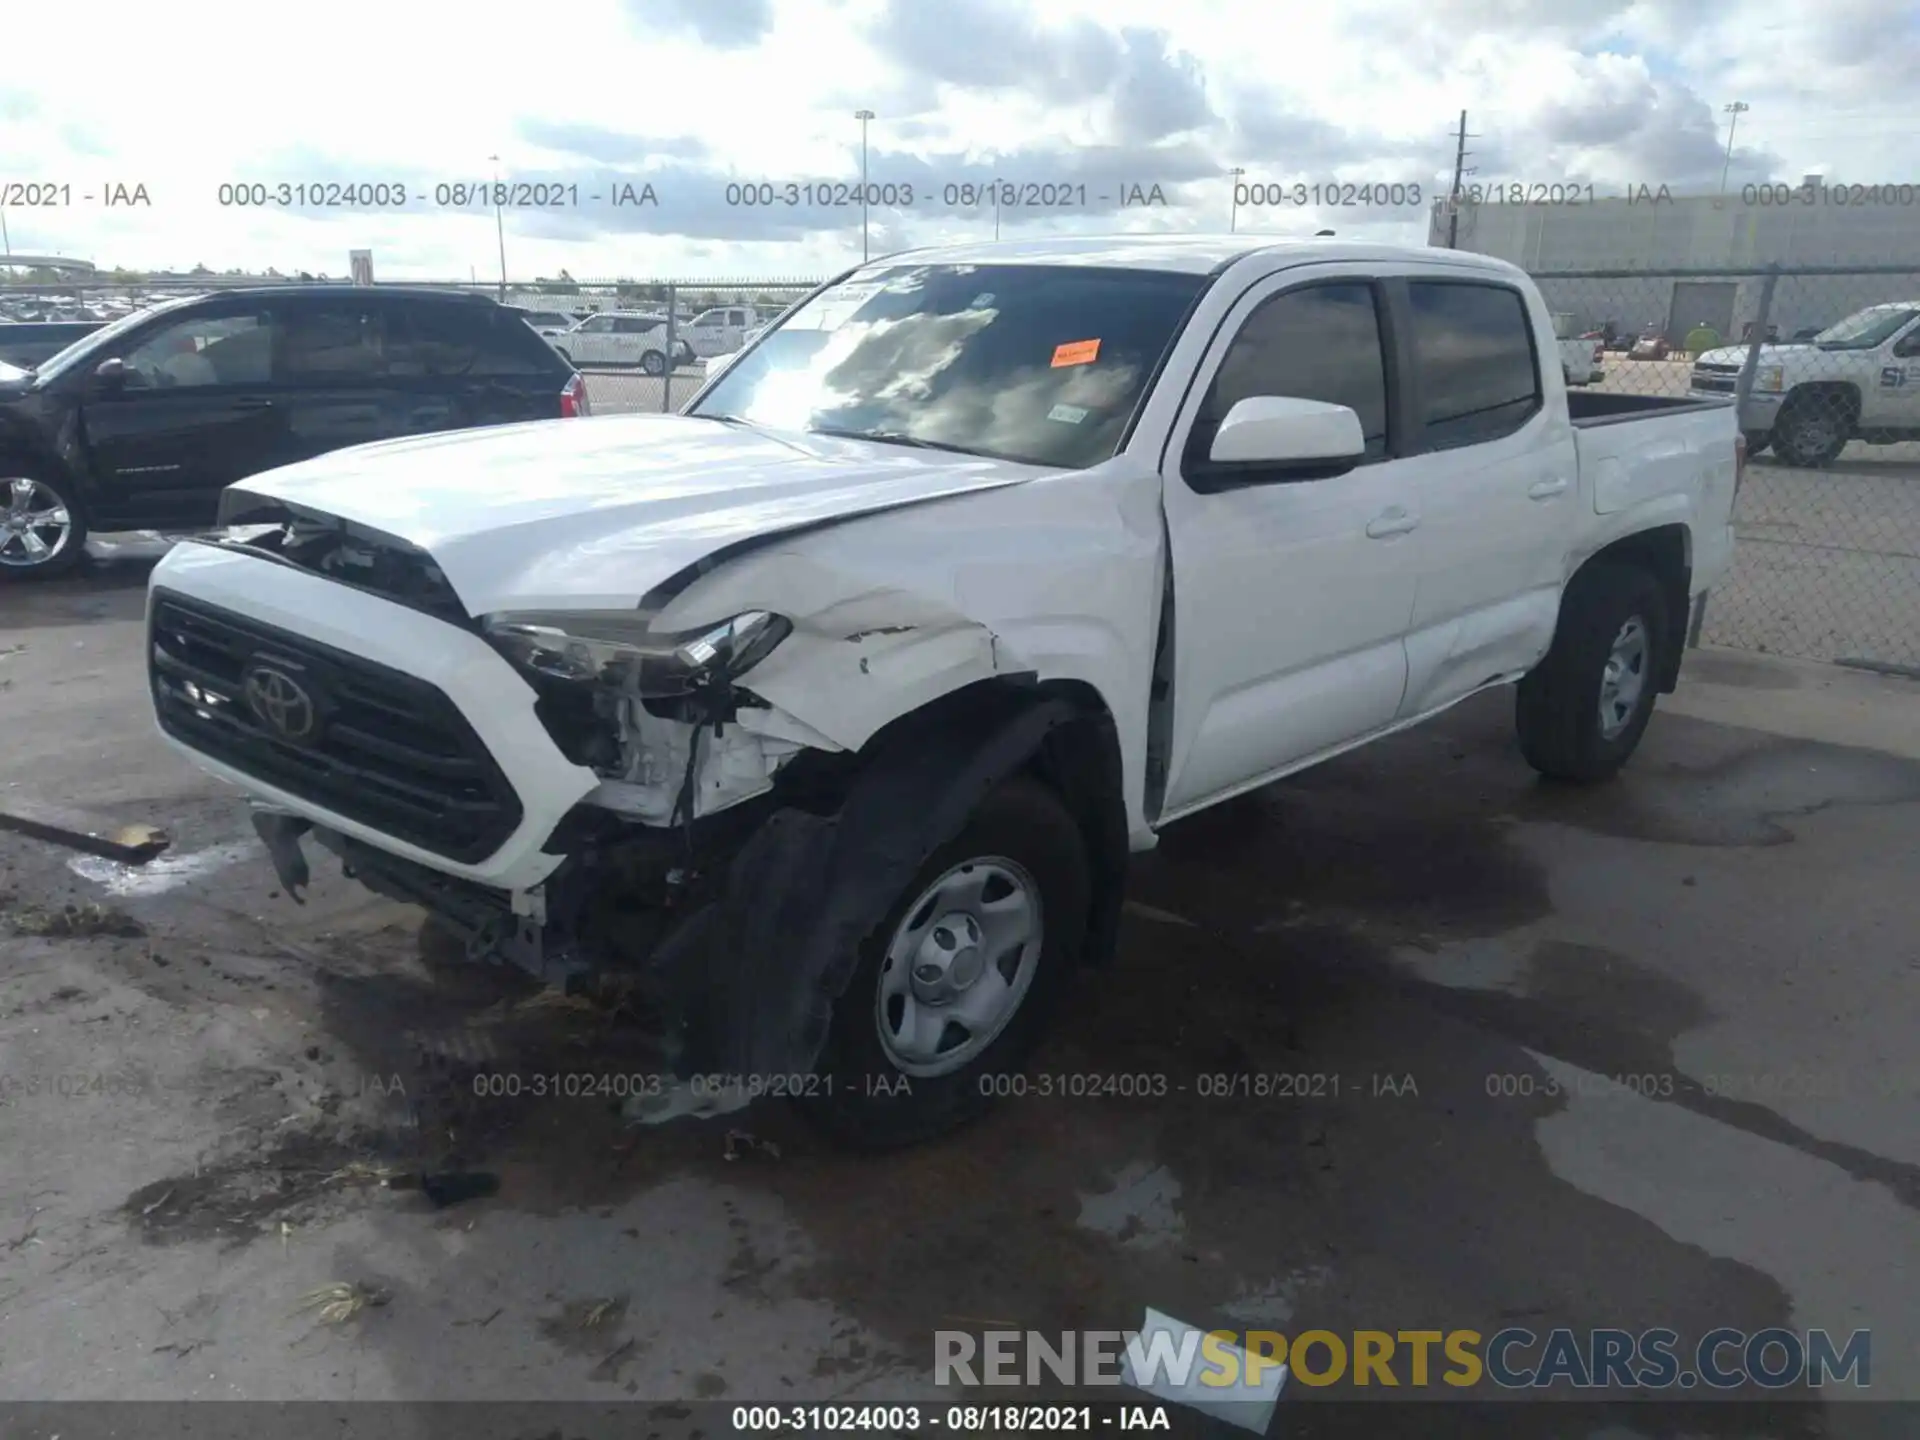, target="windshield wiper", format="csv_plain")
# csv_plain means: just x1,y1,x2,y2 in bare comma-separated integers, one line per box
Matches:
807,426,982,457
